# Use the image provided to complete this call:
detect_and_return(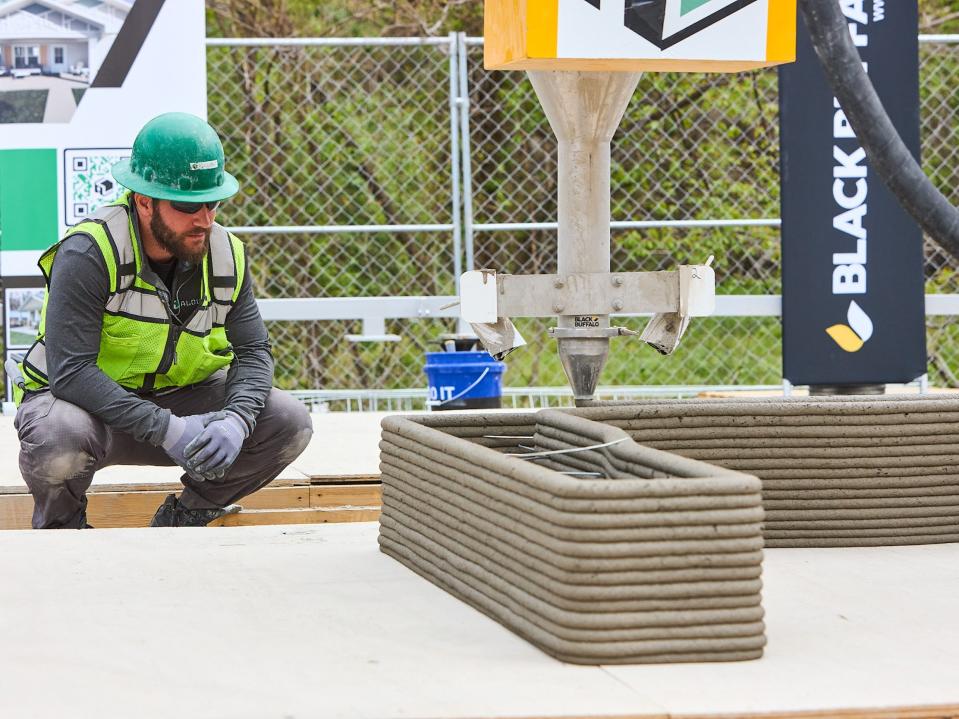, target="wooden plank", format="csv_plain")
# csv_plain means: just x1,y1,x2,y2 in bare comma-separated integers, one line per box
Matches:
531,704,959,719
0,477,384,529
308,473,381,485
87,486,312,529
0,495,33,530
86,491,168,529
0,477,306,496
211,506,381,527
310,484,382,509
0,485,312,530
92,477,307,493
231,486,311,510
675,704,959,719
0,474,379,497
